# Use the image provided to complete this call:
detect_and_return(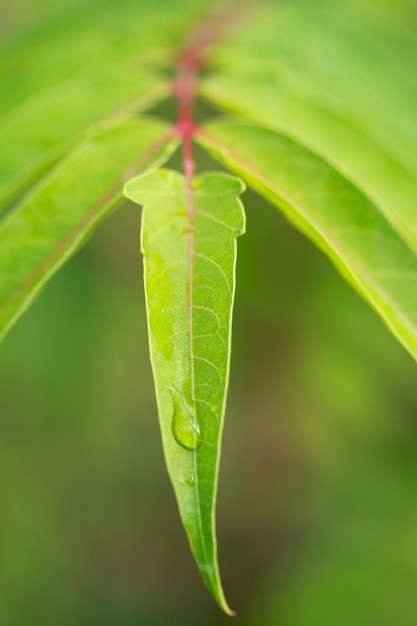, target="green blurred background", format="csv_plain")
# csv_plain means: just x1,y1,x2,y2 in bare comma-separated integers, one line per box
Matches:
1,1,417,624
